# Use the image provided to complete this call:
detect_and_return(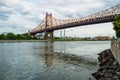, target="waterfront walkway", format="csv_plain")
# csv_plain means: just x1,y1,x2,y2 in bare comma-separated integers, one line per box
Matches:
111,38,120,64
